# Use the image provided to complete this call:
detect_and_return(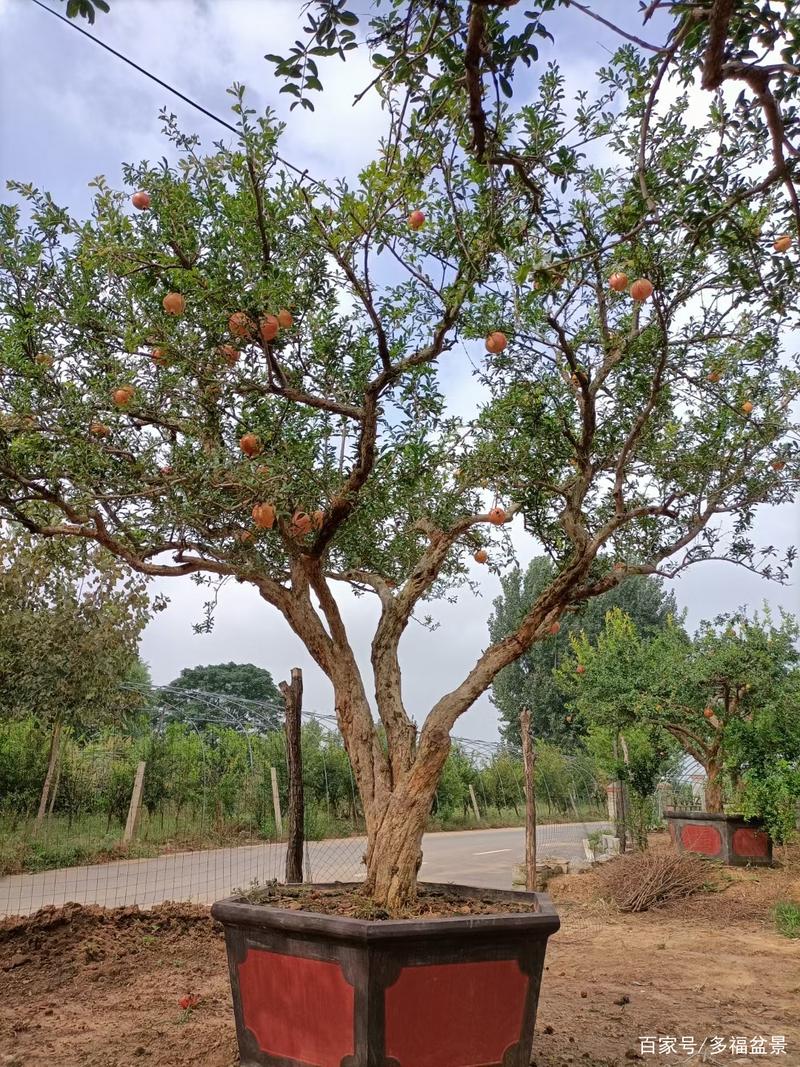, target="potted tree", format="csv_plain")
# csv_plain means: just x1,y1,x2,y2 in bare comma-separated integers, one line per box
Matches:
2,3,799,1062
561,607,800,866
